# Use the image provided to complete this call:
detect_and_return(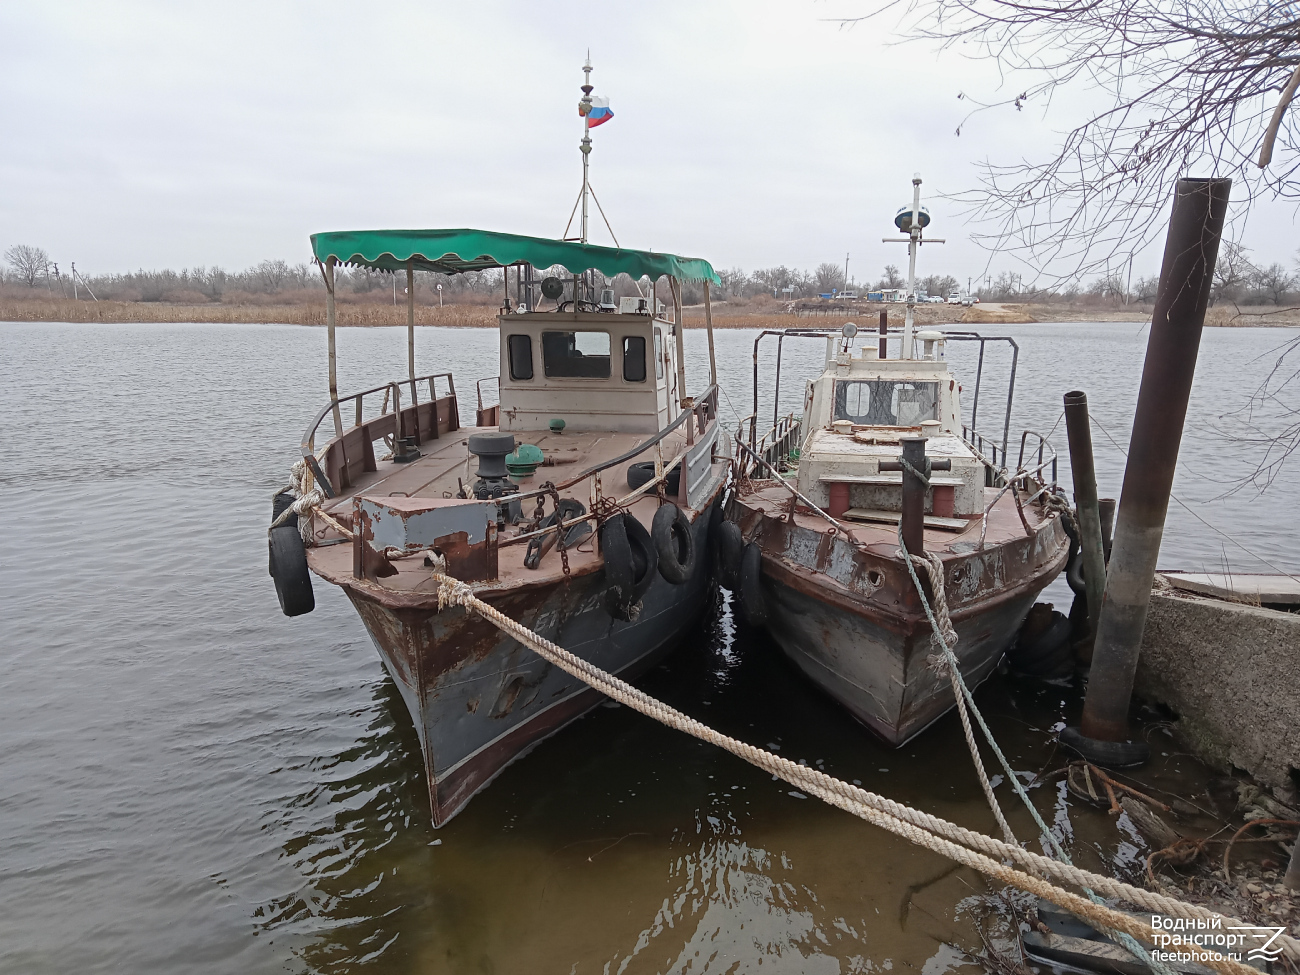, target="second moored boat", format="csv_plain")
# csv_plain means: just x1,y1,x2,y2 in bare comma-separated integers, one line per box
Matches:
727,177,1071,744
